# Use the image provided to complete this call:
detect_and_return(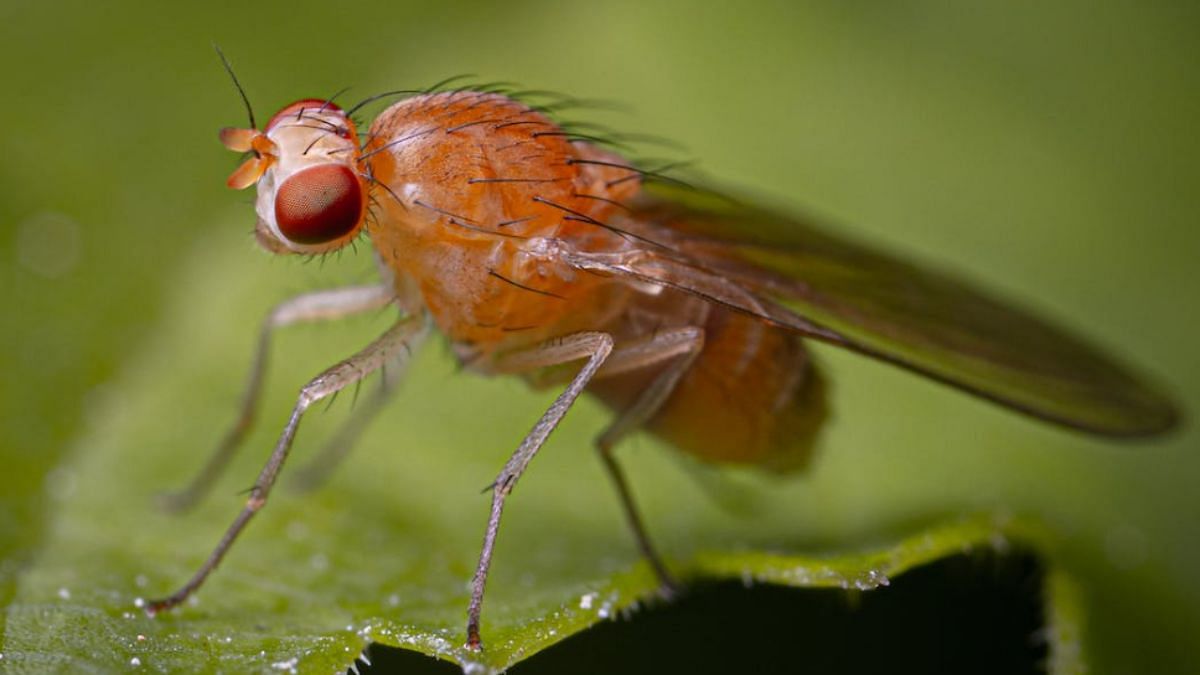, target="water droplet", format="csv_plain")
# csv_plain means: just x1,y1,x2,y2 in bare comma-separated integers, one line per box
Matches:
851,569,891,590
134,597,146,609
129,657,142,667
461,661,489,675
57,587,71,600
578,592,597,610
